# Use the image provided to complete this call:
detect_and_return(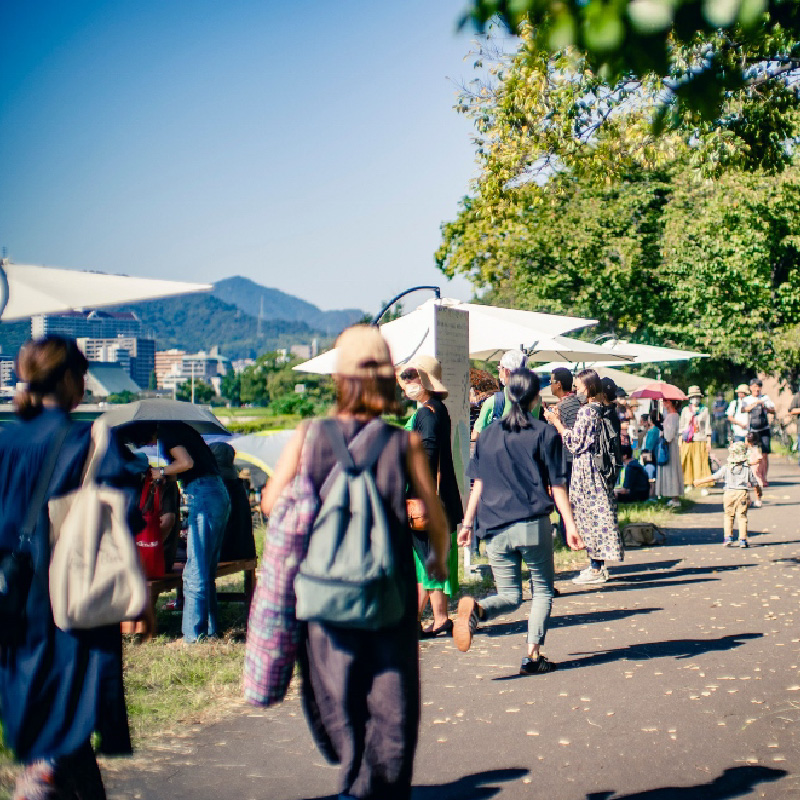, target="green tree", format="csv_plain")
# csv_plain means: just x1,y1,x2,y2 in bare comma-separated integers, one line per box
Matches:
176,380,215,404
462,1,800,126
106,390,140,404
220,369,241,407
